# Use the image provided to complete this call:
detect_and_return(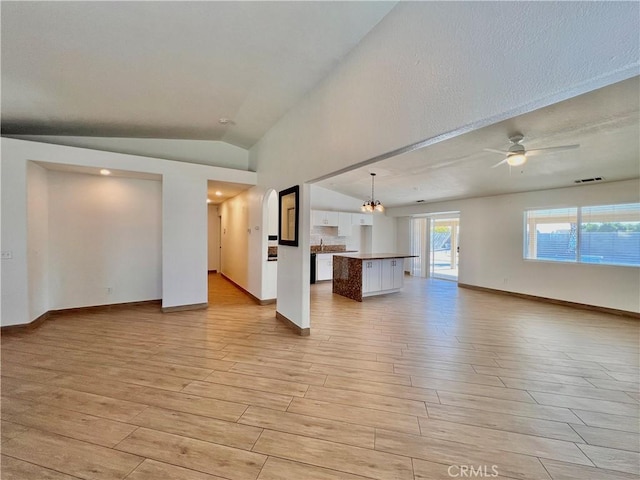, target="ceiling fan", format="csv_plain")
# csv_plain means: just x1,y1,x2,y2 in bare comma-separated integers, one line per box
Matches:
485,134,579,168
